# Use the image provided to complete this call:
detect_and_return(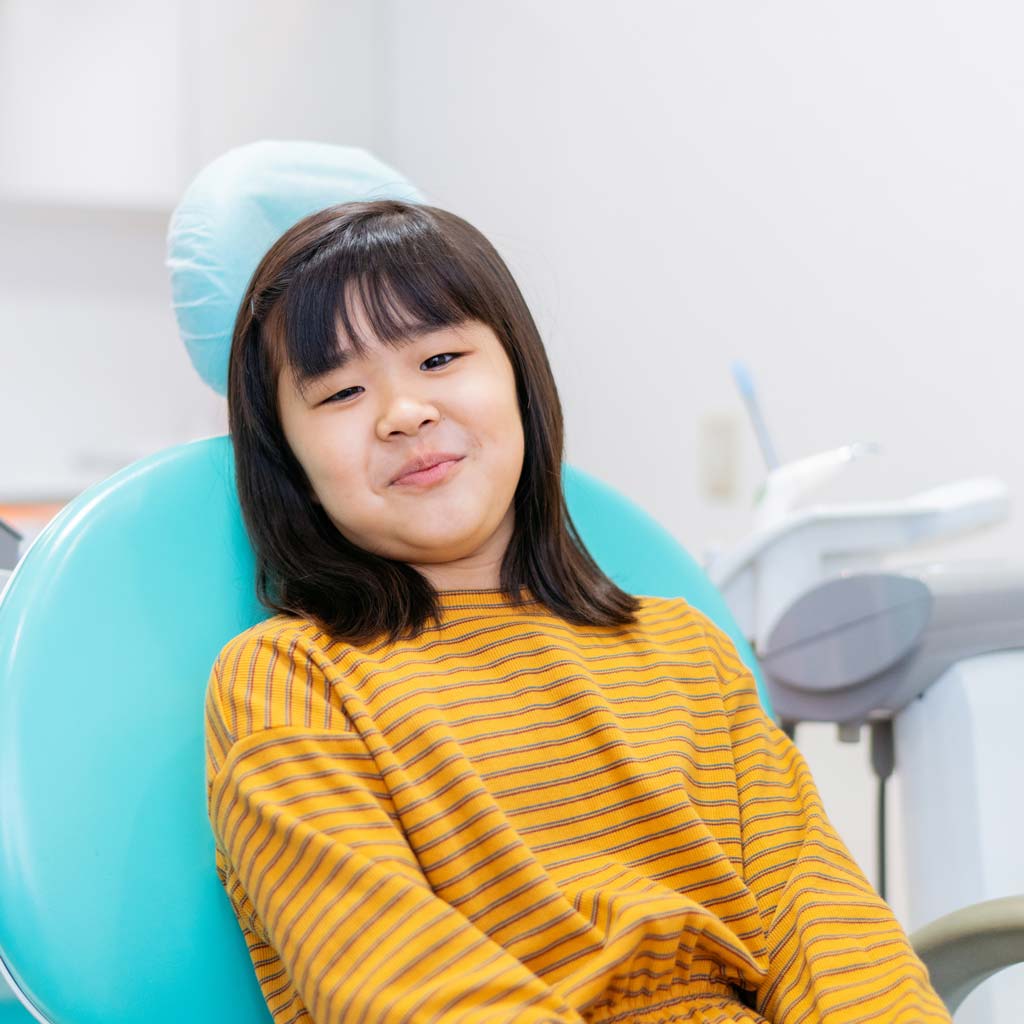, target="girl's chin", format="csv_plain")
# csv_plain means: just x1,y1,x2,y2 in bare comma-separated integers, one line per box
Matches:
403,533,476,556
